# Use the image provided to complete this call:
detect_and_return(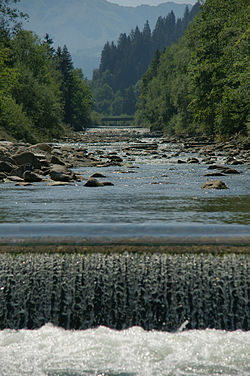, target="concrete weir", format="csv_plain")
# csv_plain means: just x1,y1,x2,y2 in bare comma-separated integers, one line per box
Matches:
0,224,249,331
0,223,249,253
